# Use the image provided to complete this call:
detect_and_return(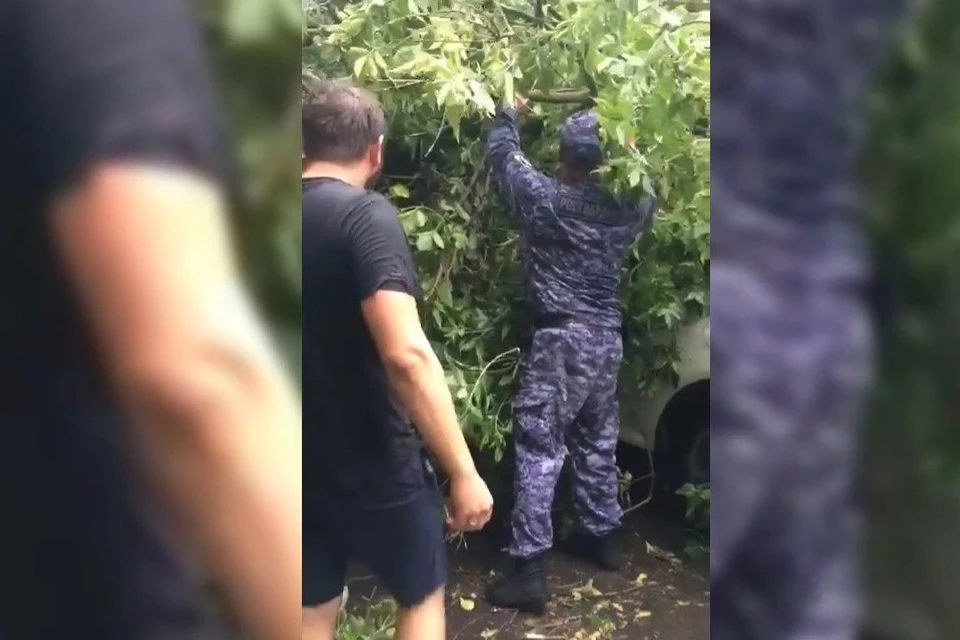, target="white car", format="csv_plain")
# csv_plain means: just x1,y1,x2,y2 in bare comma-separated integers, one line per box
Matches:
618,316,710,491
